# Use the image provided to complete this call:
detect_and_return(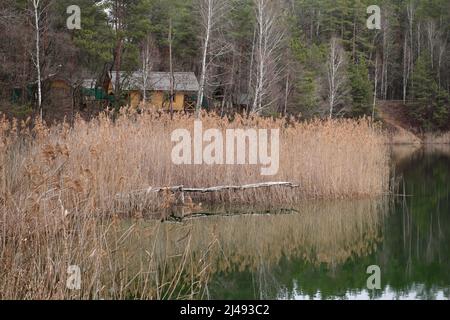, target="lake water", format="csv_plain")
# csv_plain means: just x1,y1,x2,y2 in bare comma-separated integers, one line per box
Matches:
120,145,450,300
207,145,450,300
